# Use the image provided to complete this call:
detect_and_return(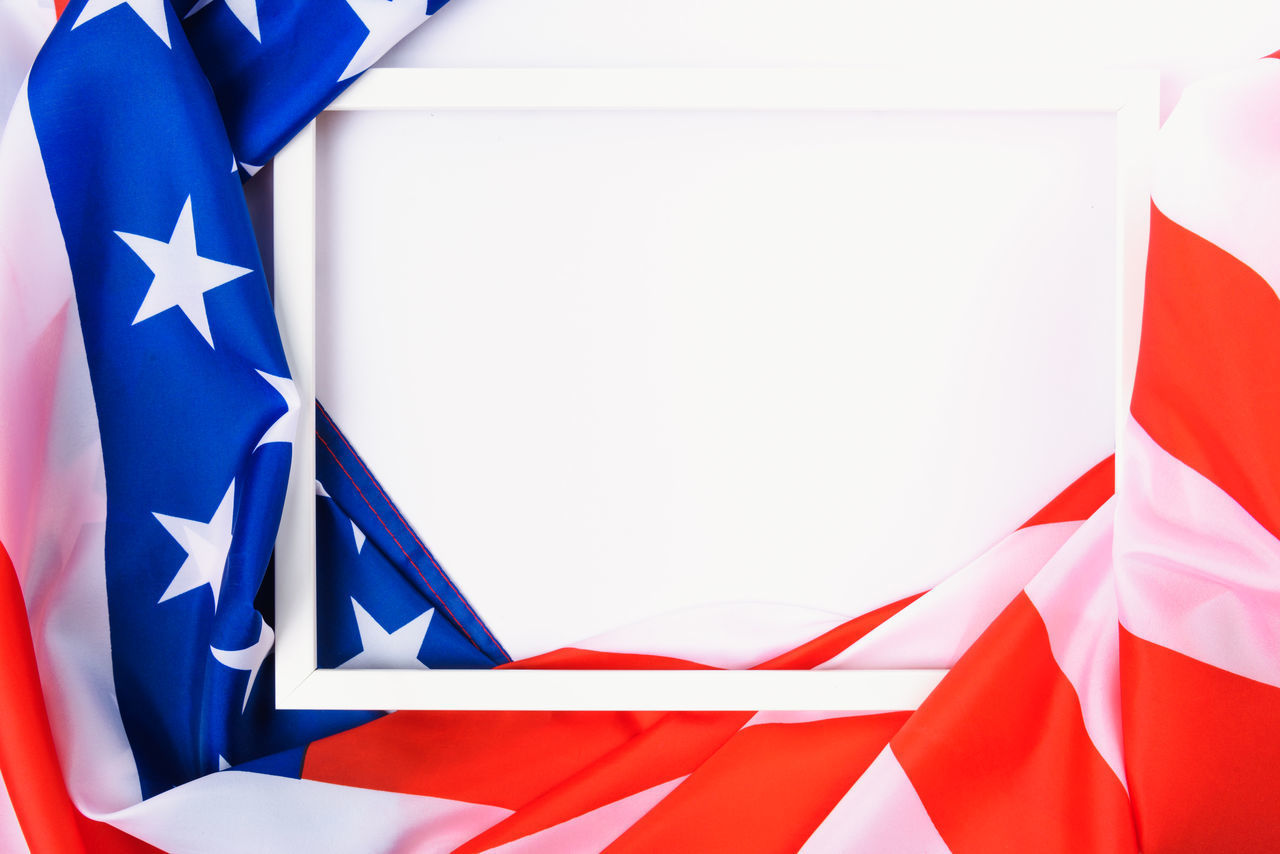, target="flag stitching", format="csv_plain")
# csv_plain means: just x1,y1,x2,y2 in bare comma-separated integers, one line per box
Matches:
317,402,508,656
317,429,482,649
